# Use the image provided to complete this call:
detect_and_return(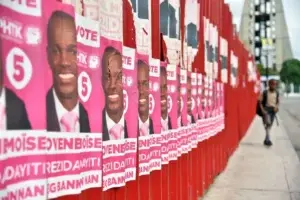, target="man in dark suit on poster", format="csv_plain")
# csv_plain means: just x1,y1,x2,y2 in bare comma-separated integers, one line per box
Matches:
137,60,154,136
177,74,183,127
46,11,90,133
0,43,32,130
187,76,196,125
101,46,128,141
160,66,172,131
